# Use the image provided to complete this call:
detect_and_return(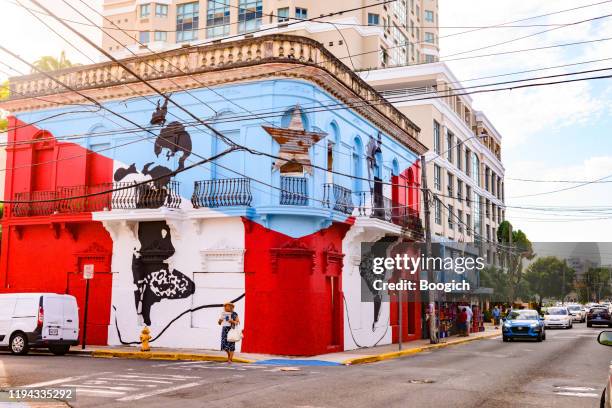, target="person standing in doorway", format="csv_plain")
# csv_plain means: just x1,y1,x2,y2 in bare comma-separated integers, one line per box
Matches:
218,302,240,364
